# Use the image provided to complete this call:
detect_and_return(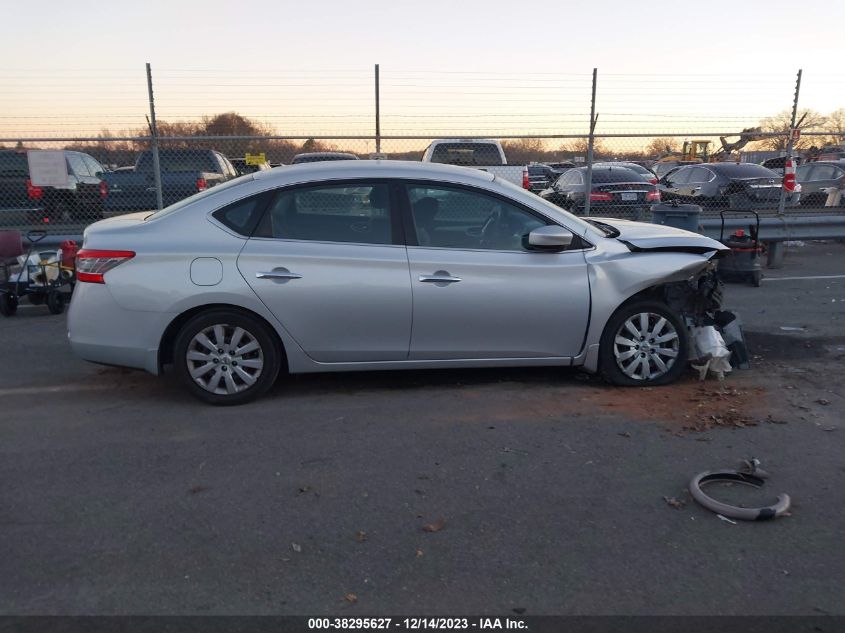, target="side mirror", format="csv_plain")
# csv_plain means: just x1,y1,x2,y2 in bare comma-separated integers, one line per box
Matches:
527,225,574,251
